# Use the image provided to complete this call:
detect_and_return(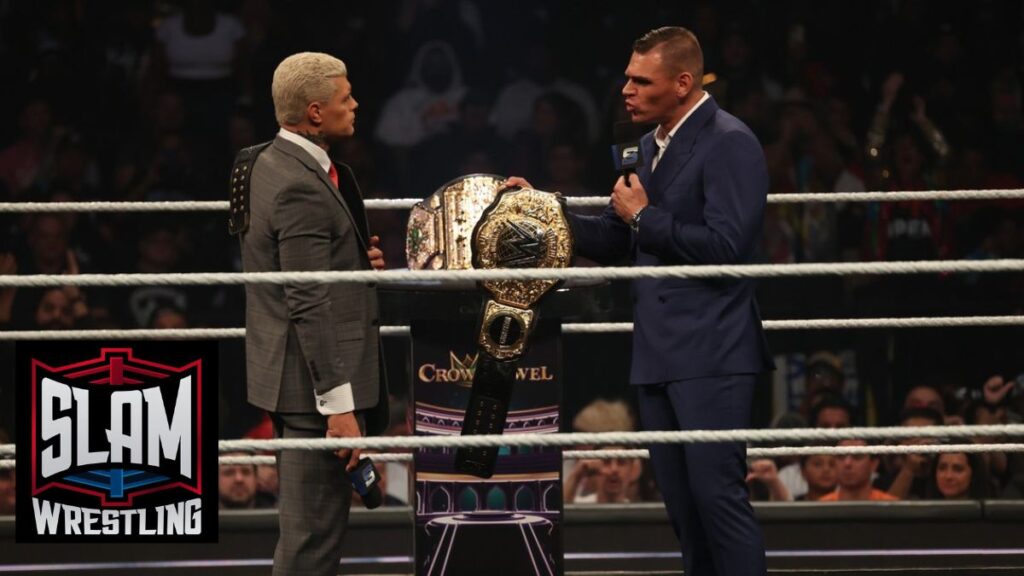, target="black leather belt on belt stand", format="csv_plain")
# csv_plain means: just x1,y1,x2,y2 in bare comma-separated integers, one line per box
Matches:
454,186,573,478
